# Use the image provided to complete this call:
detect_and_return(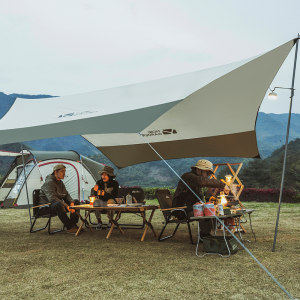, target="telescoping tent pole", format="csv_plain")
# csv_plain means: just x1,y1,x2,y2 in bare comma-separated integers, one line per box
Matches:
272,34,299,252
21,144,32,227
